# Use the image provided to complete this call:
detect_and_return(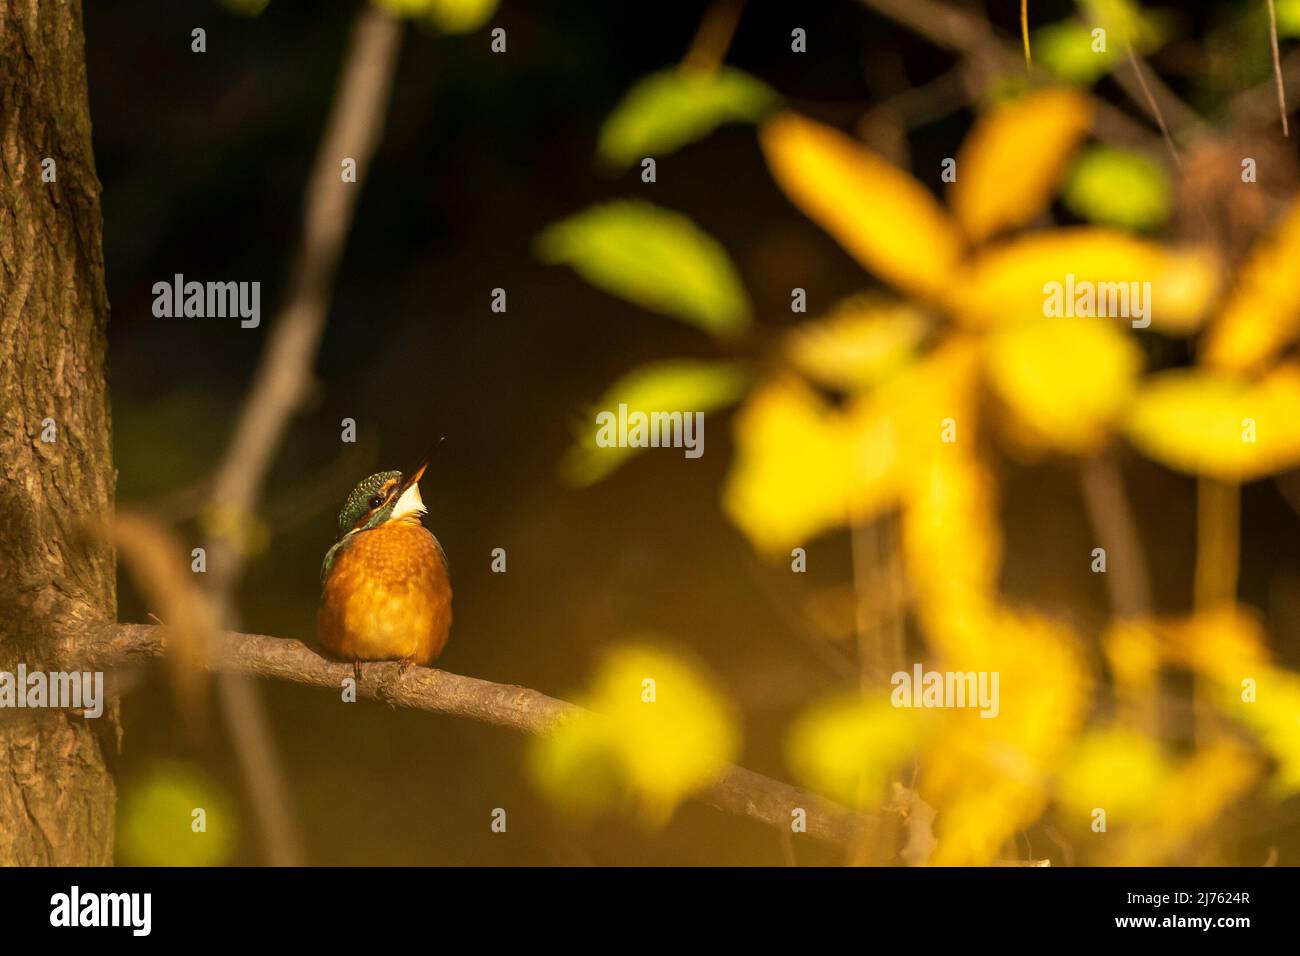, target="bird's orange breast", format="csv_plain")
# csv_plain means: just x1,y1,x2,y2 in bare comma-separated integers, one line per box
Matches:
317,522,452,666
